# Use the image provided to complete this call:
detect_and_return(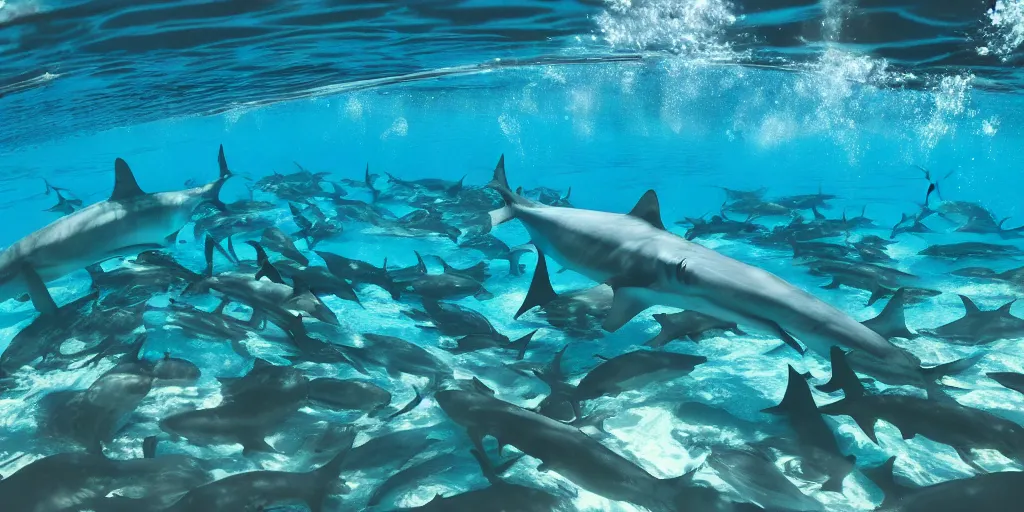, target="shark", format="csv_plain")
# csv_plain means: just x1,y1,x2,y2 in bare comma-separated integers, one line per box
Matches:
486,155,921,379
435,388,750,512
0,145,233,311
